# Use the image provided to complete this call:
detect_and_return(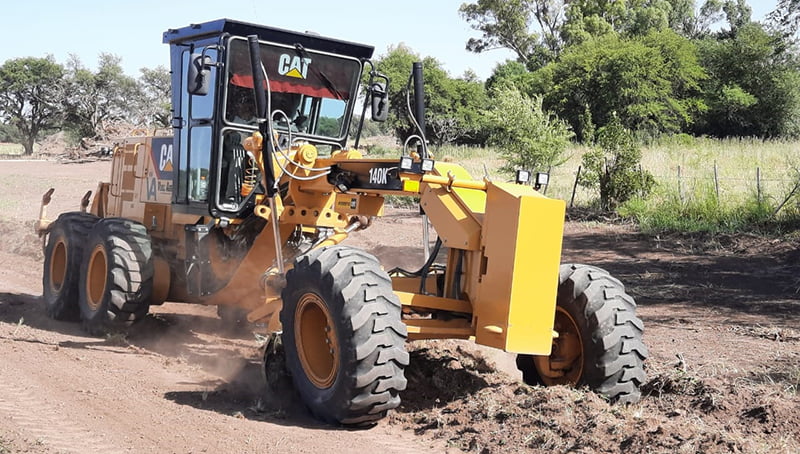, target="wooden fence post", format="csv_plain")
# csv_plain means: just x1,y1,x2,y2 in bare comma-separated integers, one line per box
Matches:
543,166,552,195
570,166,581,208
713,161,720,202
678,165,683,203
756,167,762,205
